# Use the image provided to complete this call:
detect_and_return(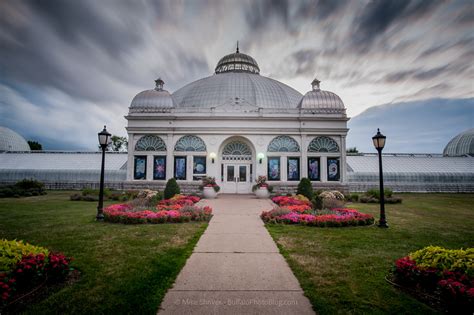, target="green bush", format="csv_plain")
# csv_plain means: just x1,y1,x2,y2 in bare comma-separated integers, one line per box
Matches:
366,188,393,199
311,190,323,210
409,246,474,276
0,239,49,272
296,178,313,200
0,179,46,198
164,178,180,199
